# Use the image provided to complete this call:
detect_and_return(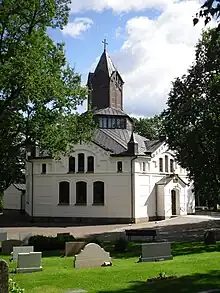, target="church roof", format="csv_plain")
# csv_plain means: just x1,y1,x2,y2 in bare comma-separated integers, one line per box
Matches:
93,107,131,118
156,174,188,186
94,51,124,82
93,128,157,155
